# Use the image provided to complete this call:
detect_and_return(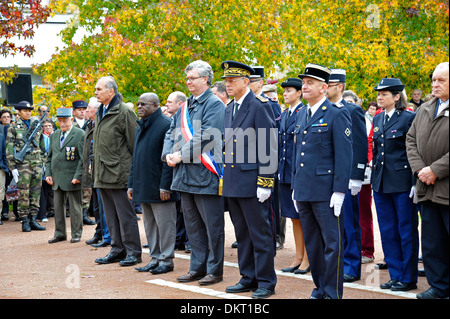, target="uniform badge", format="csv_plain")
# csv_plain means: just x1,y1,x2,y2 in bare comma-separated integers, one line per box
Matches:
345,128,351,137
66,147,76,160
322,106,327,110
373,127,379,133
